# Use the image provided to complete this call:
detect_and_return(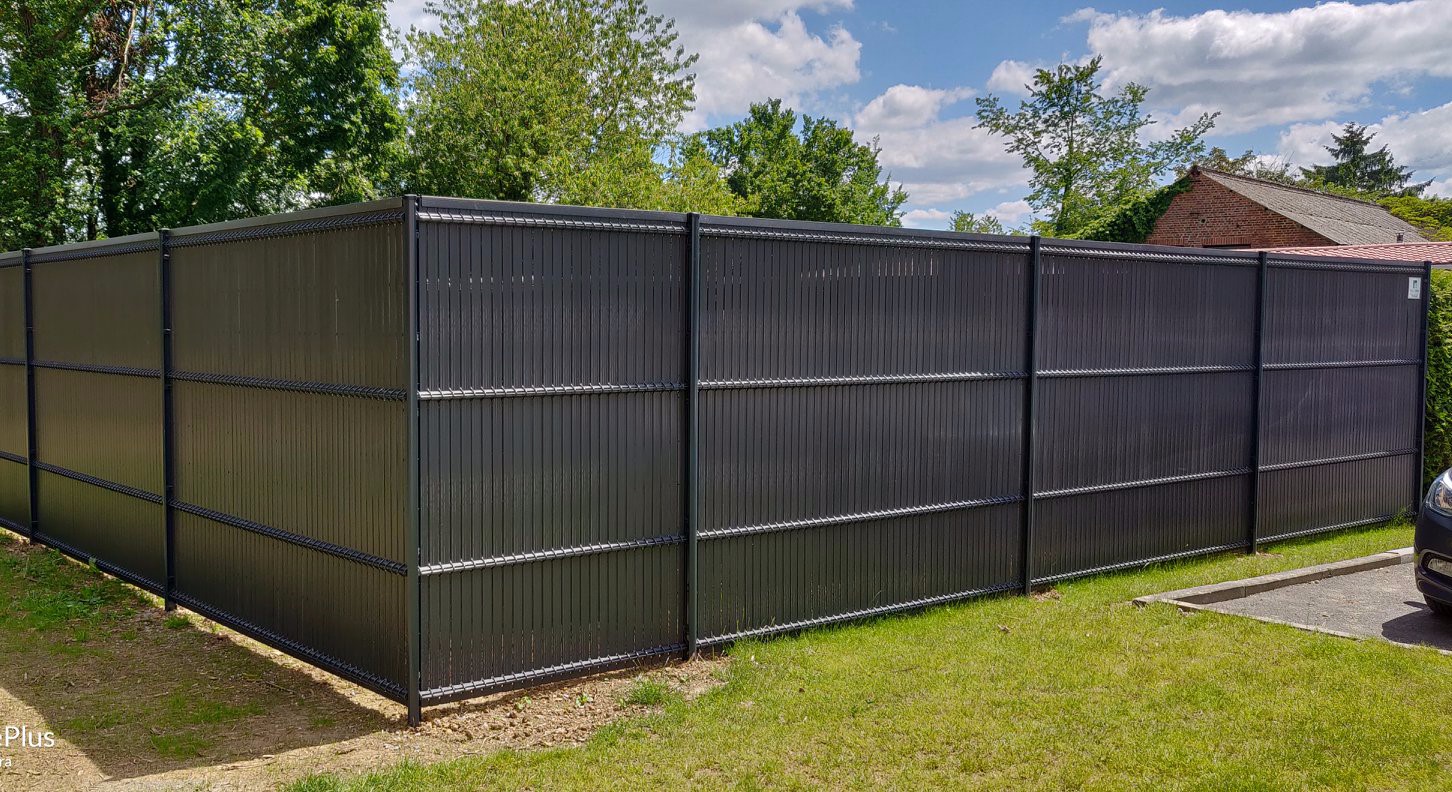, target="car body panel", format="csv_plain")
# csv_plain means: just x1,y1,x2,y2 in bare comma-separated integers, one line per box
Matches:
1415,472,1452,609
